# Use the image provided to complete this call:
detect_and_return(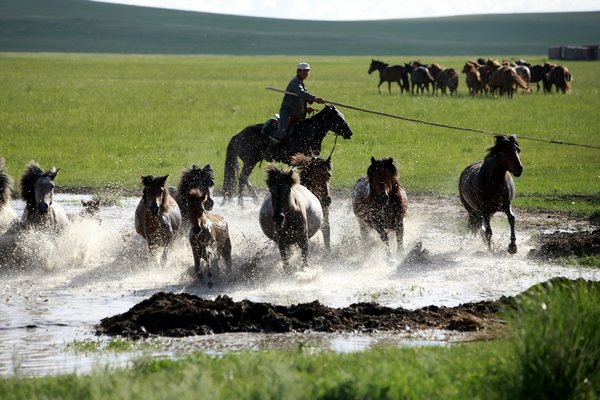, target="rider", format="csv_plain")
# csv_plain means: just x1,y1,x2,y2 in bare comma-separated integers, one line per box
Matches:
269,62,325,147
